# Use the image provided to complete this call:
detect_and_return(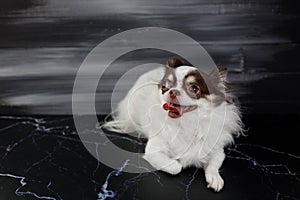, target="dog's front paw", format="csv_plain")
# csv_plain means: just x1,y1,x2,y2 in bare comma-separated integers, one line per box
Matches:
161,161,182,175
205,171,224,192
143,154,182,175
